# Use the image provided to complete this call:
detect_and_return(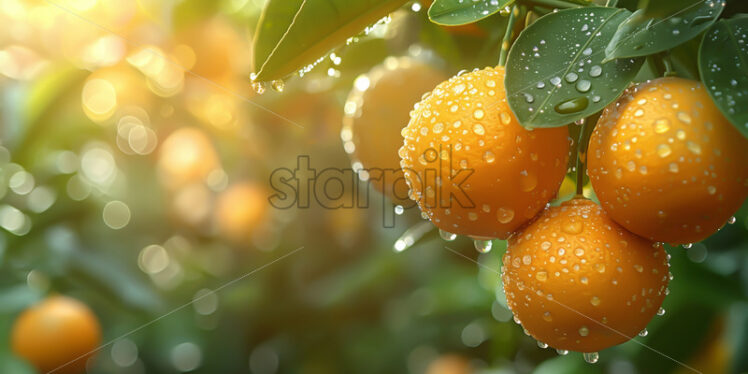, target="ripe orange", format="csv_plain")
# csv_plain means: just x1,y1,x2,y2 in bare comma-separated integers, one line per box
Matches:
399,66,569,239
342,56,447,203
215,182,268,242
502,198,669,353
11,296,102,374
588,77,748,244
